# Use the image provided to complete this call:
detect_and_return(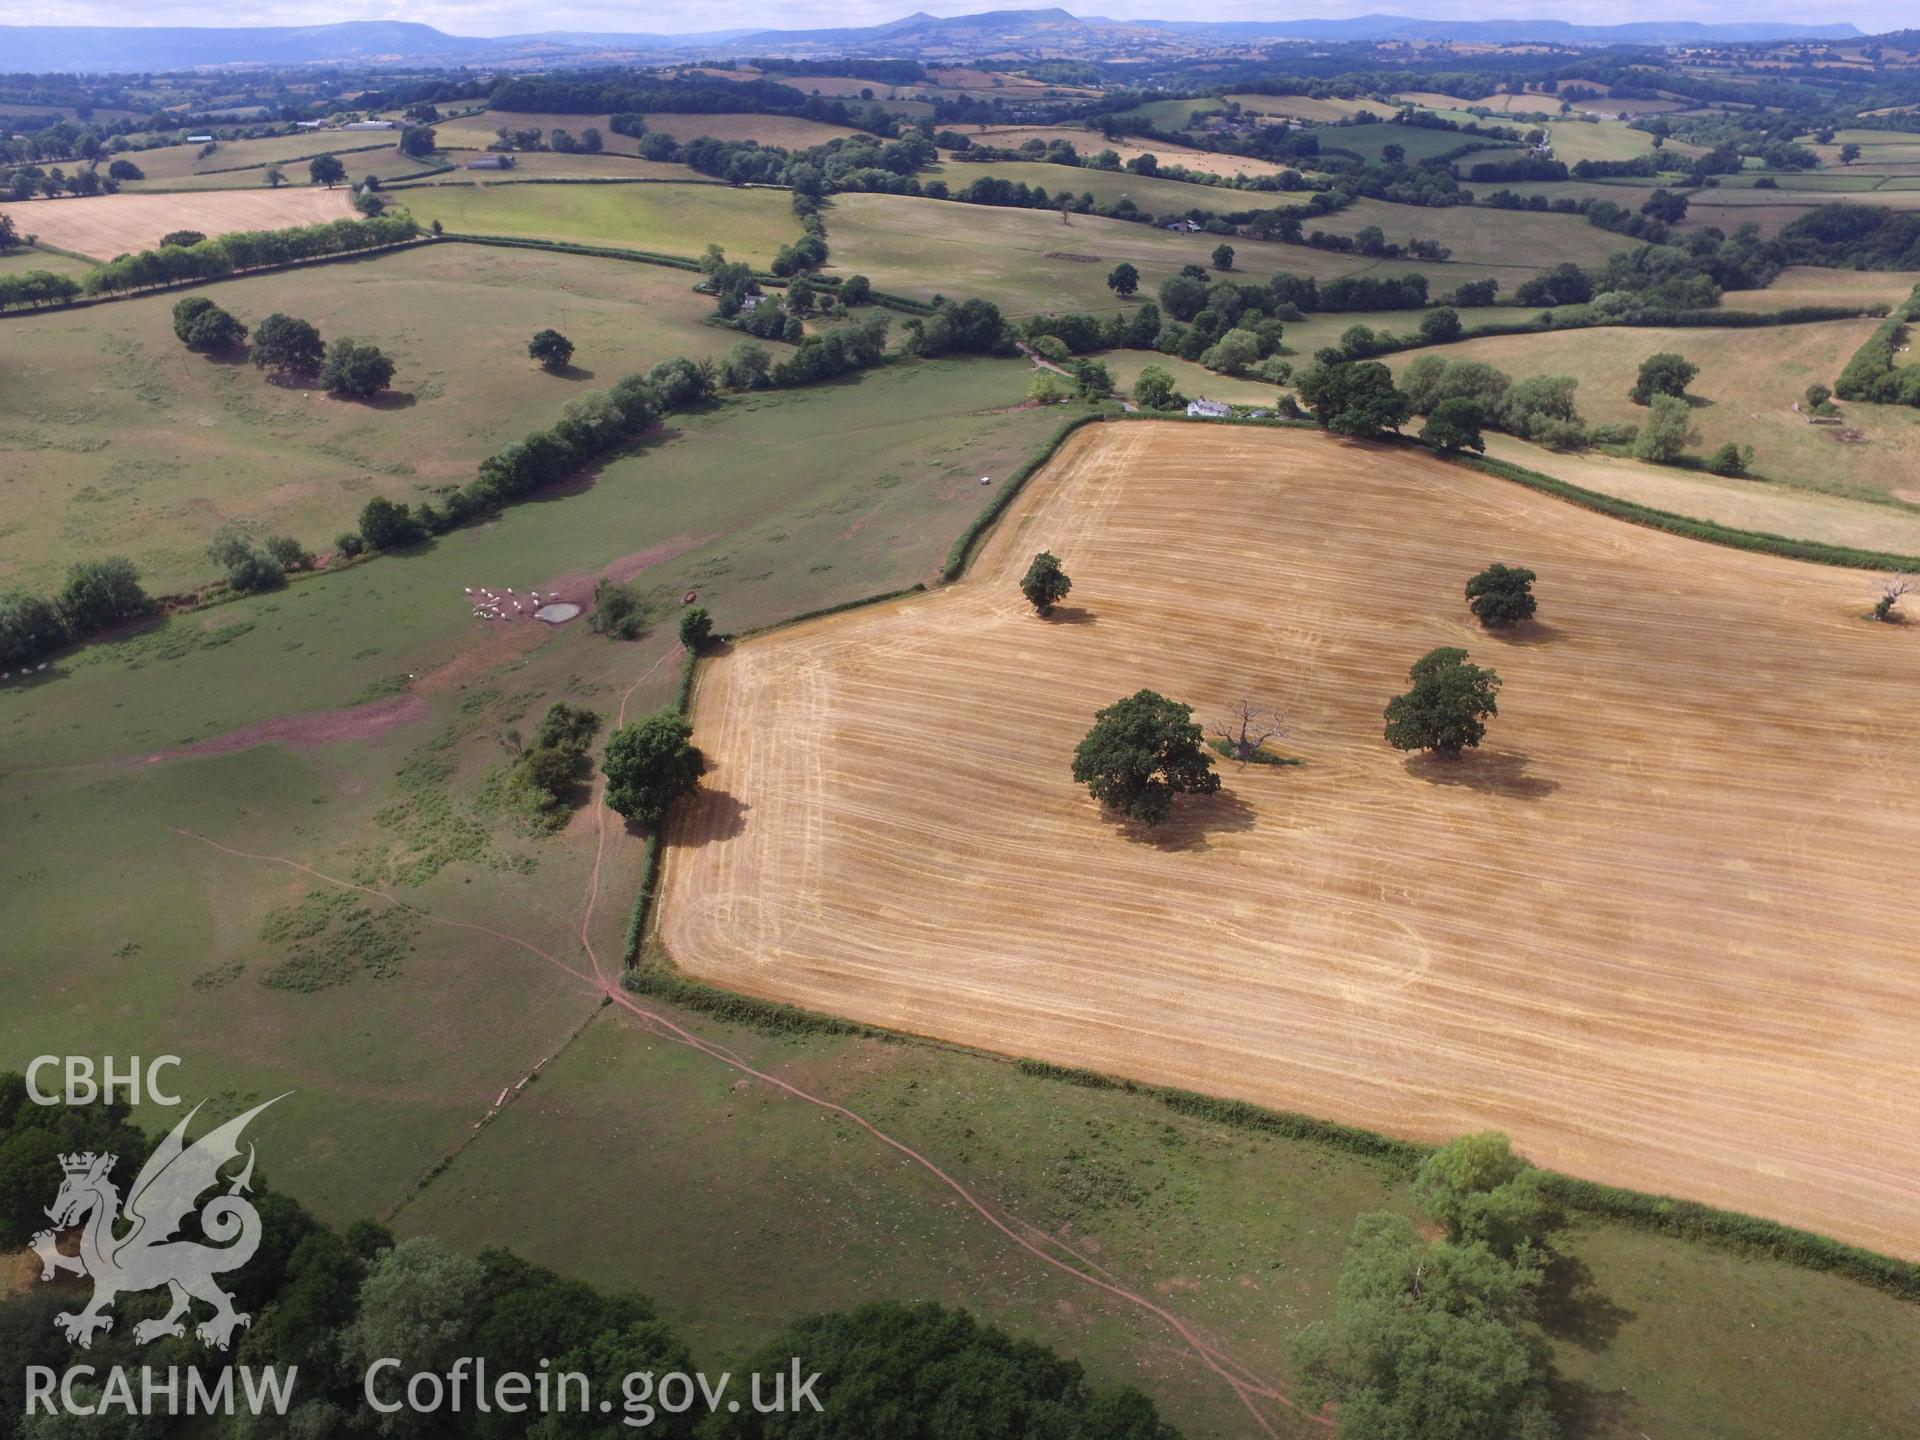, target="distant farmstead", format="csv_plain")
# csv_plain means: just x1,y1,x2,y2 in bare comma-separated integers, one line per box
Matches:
1185,398,1232,418
466,154,514,170
344,120,396,131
